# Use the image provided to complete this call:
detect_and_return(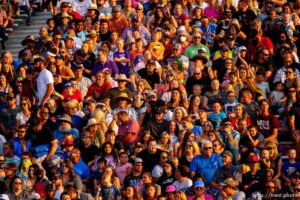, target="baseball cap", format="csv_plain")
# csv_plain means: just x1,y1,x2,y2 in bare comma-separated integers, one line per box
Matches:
134,157,143,164
165,185,177,193
220,178,236,188
198,47,207,54
147,59,156,66
76,48,87,57
147,91,157,98
64,139,74,146
112,5,121,12
155,106,165,114
248,154,259,163
222,151,233,158
221,45,229,51
238,46,247,51
194,180,205,188
173,43,182,49
64,82,73,87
